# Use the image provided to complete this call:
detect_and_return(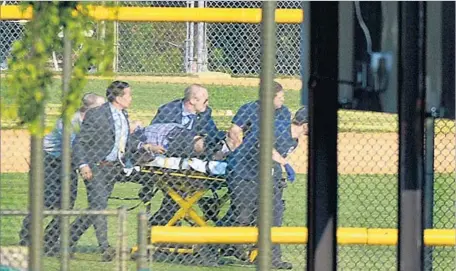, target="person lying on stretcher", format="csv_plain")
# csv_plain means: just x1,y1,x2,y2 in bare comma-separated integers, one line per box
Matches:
131,122,235,164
